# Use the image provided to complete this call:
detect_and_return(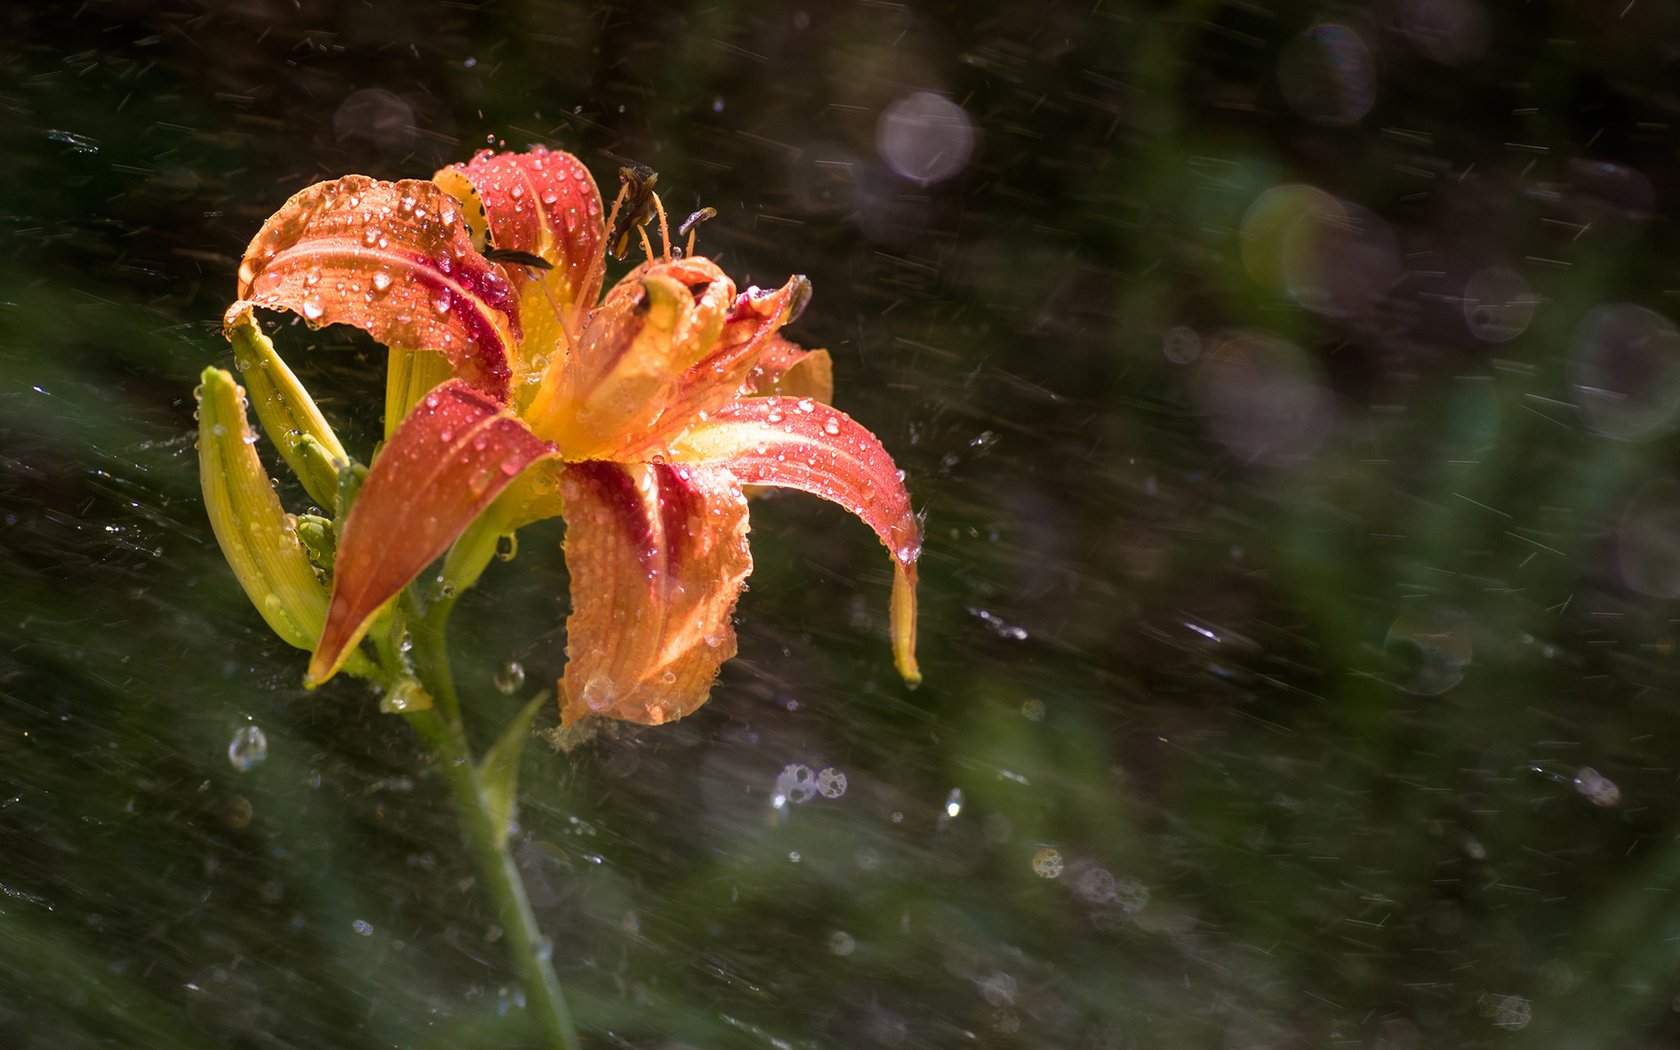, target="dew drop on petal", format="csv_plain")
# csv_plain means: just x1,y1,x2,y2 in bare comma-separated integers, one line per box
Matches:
581,673,615,711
